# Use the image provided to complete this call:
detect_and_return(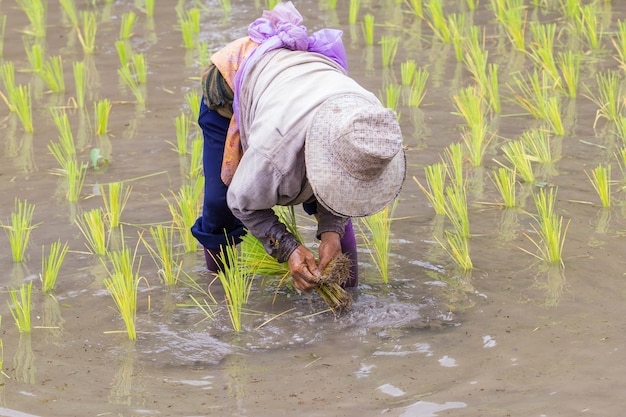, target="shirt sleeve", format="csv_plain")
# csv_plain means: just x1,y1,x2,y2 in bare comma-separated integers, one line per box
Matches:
315,202,349,239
